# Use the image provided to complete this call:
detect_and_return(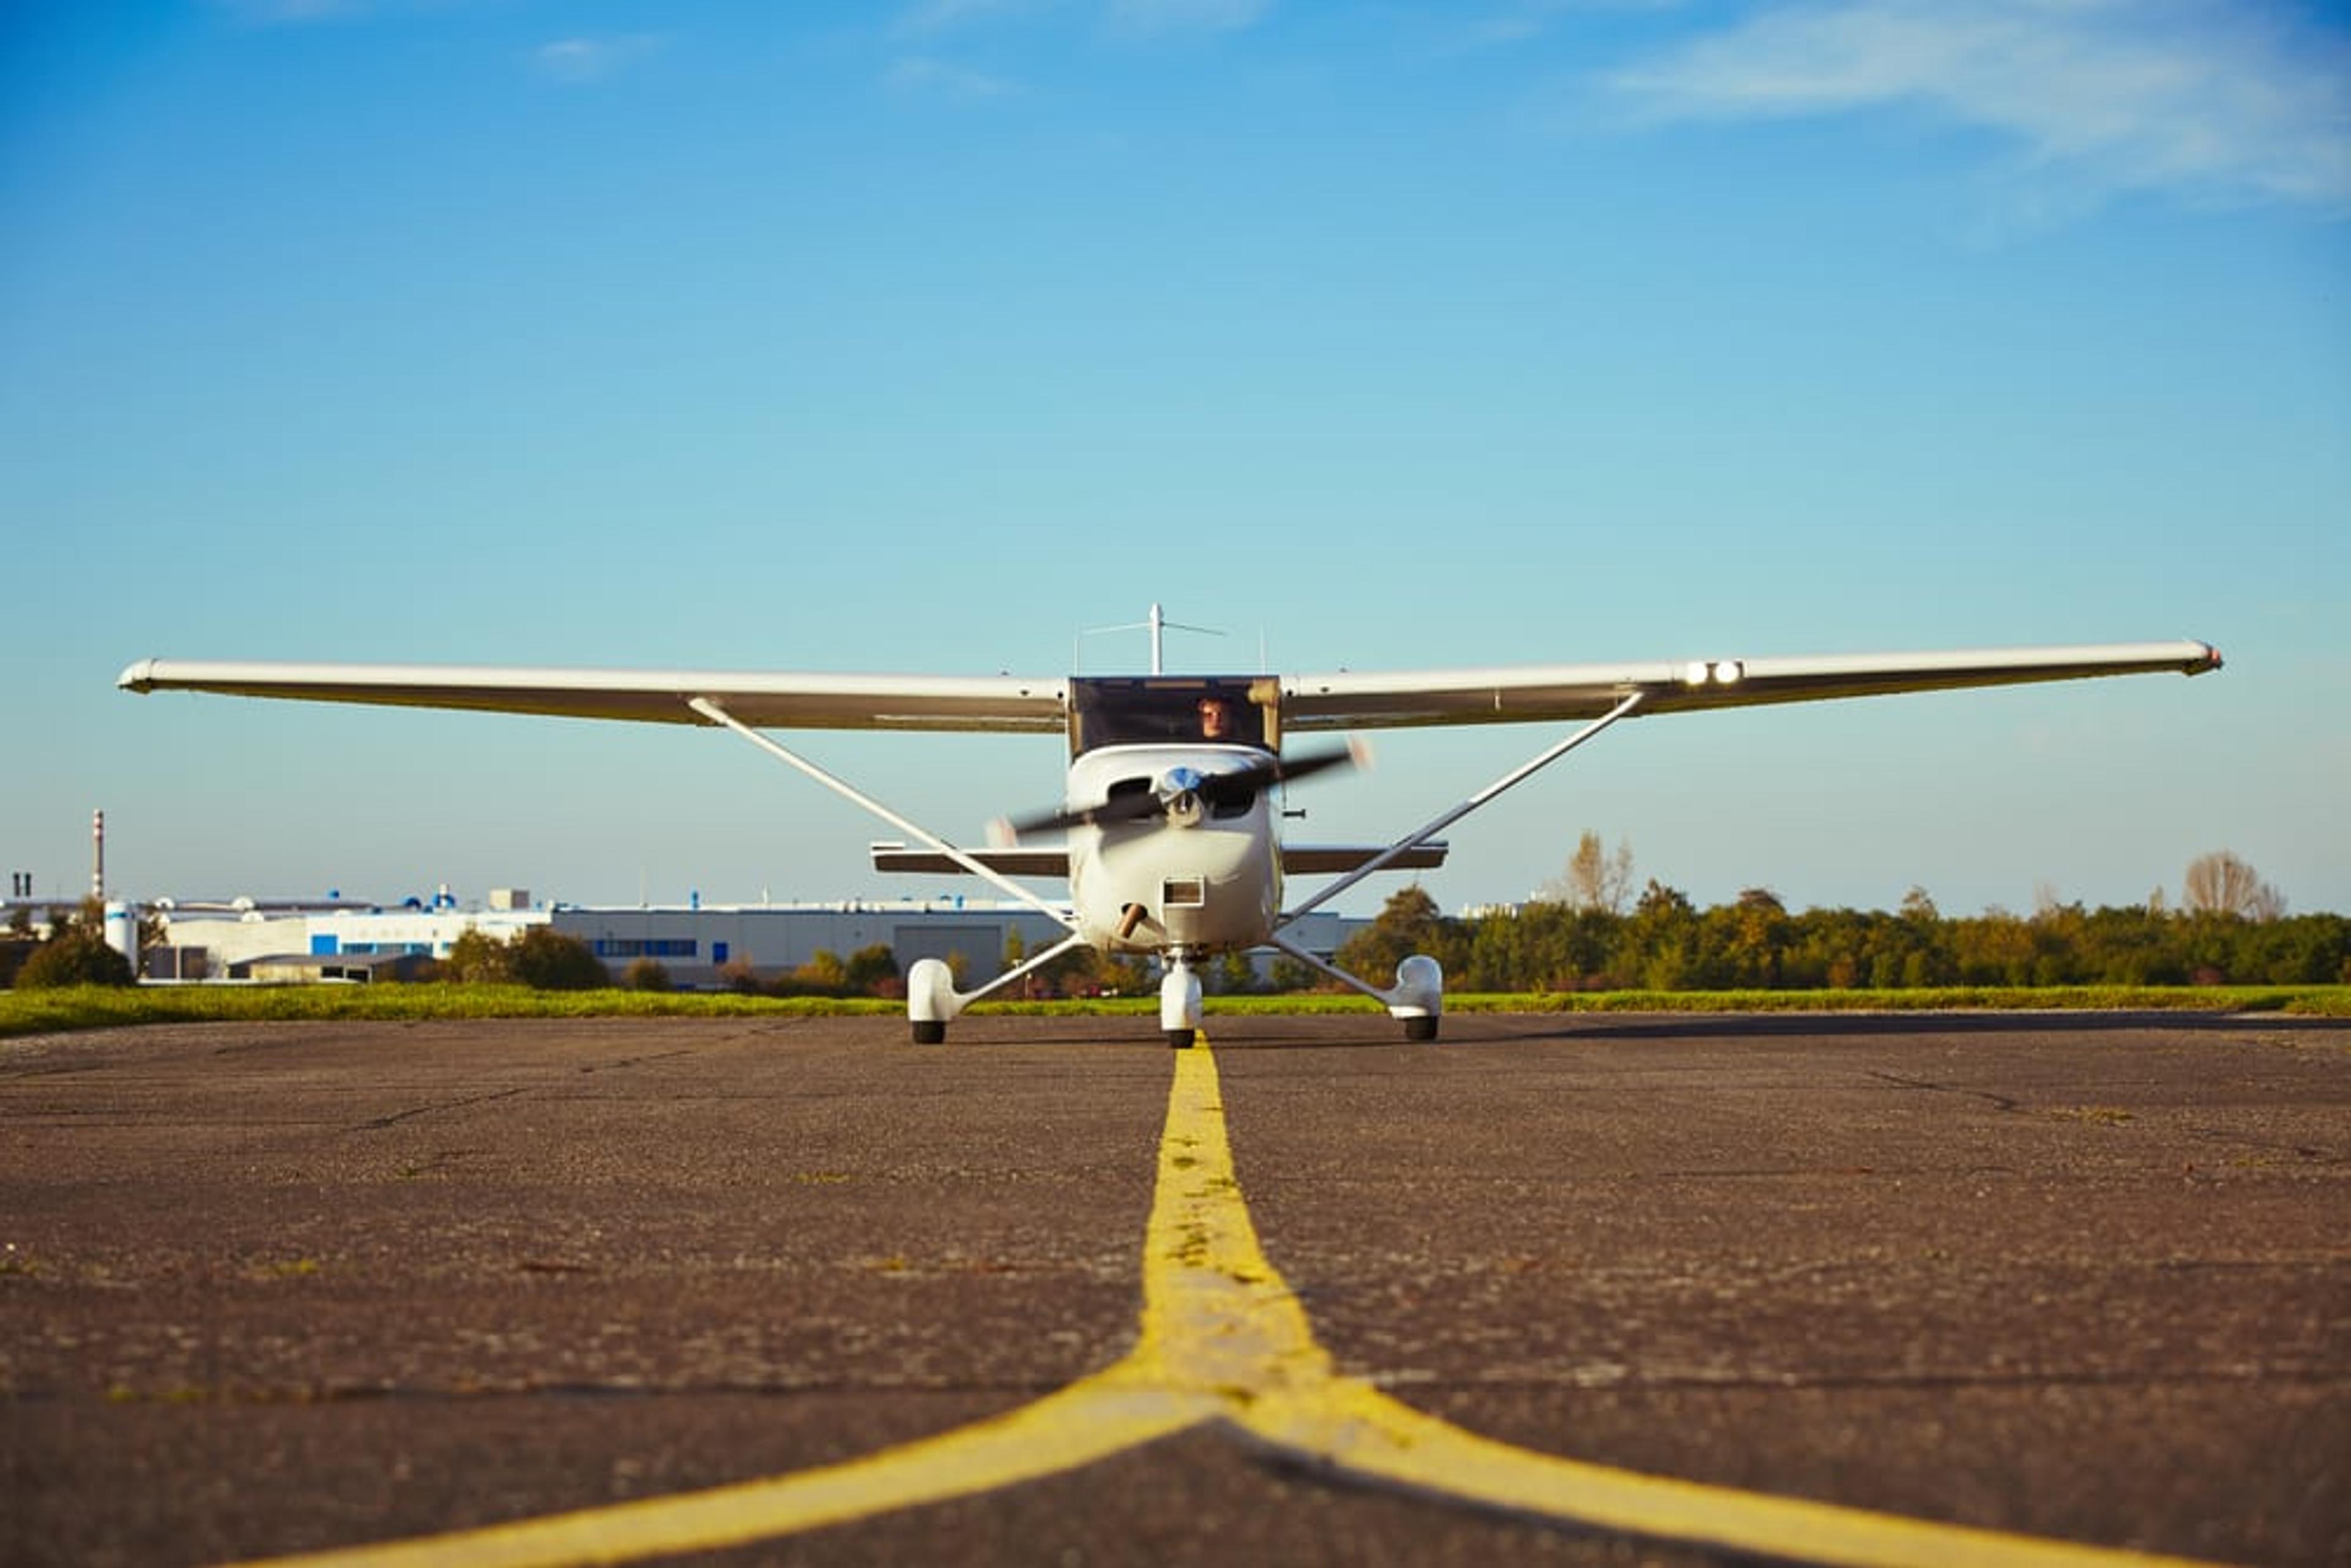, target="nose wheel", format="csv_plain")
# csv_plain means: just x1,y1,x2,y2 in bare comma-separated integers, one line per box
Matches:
1160,954,1202,1049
